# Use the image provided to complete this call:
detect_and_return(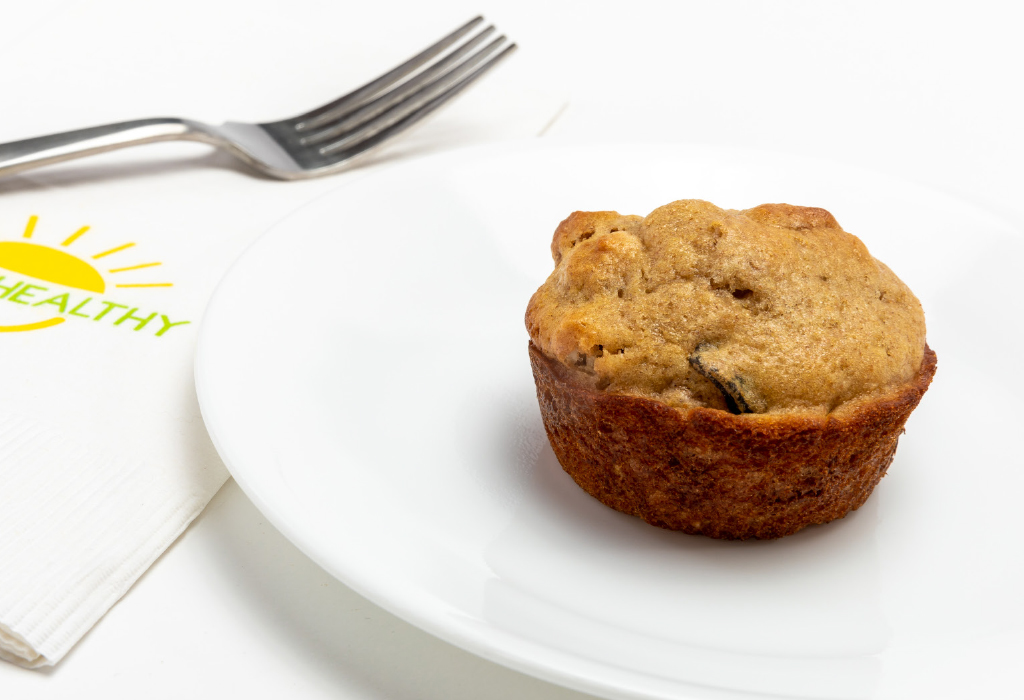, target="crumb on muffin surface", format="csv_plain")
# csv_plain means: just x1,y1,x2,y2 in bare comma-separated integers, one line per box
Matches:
525,200,927,415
